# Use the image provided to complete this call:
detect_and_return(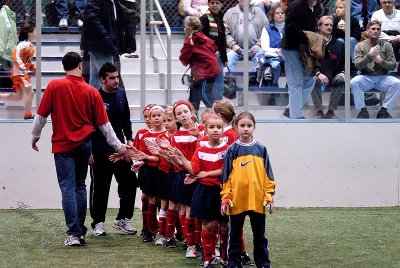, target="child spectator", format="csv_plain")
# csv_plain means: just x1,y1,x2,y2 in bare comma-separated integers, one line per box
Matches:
179,16,221,112
221,112,276,268
0,21,35,119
